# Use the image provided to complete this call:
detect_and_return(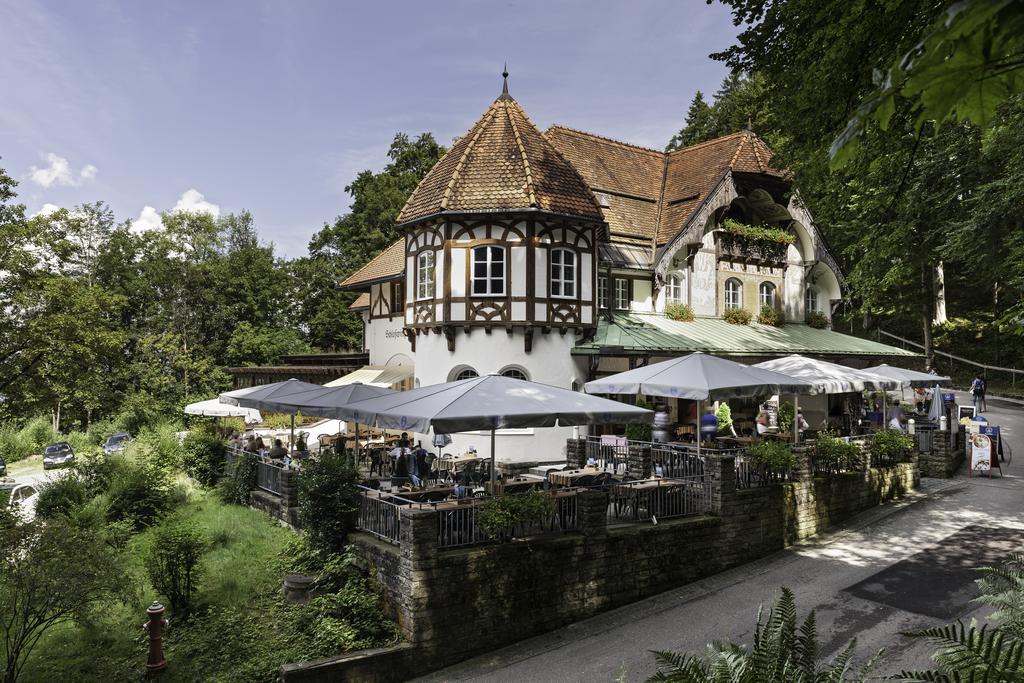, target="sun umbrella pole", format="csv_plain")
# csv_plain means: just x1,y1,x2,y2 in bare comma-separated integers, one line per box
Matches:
354,422,360,465
696,400,702,460
490,428,497,489
793,394,800,444
290,414,295,453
